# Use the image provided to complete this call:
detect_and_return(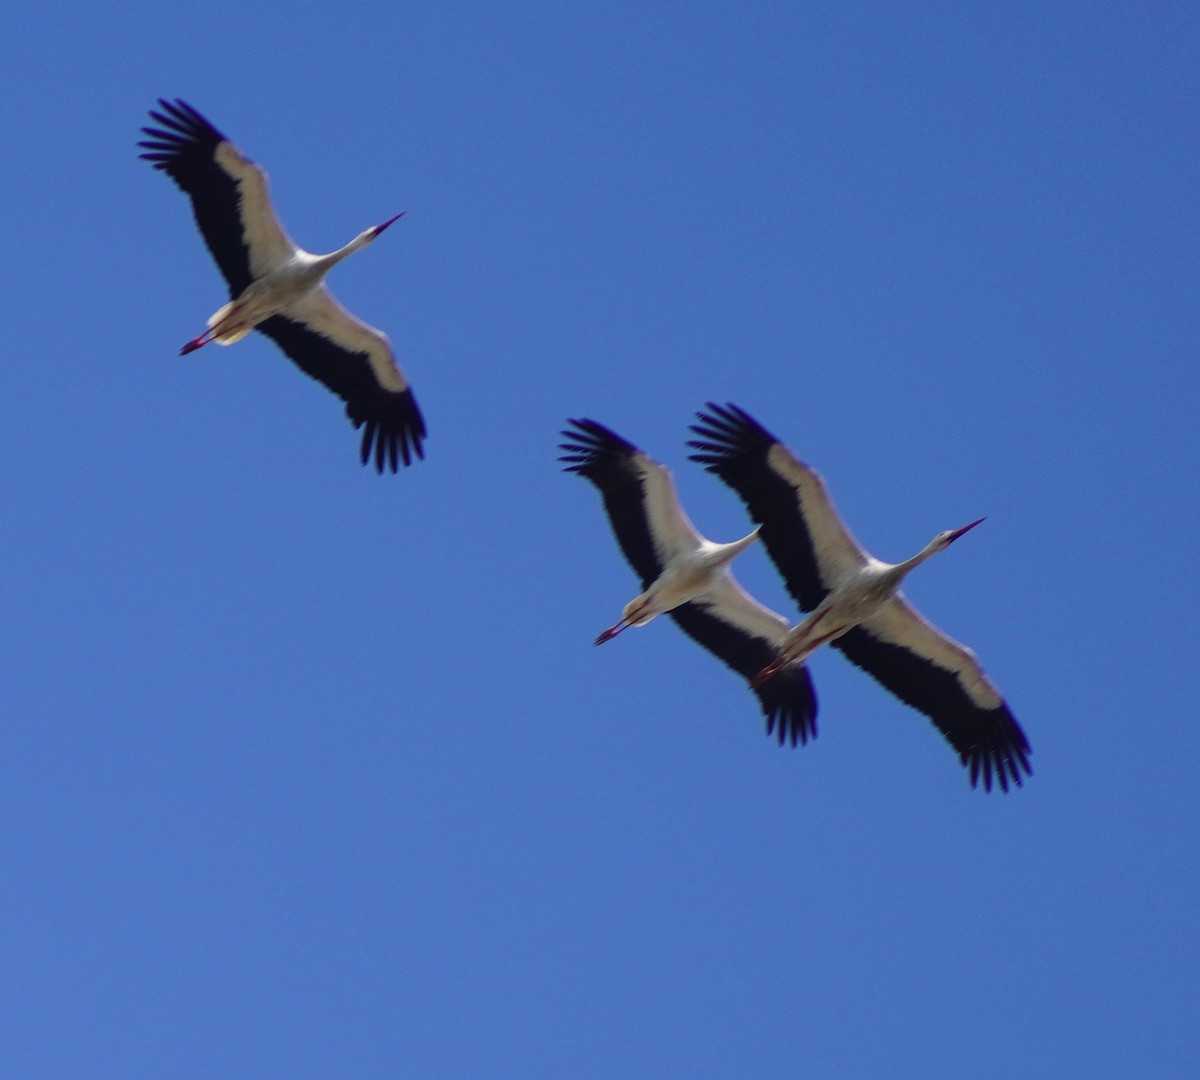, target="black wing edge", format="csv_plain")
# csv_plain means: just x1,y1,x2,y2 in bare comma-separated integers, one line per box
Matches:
670,601,818,748
558,418,640,475
834,627,1033,792
558,418,661,587
138,98,252,296
687,402,828,613
257,315,427,472
137,99,226,171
